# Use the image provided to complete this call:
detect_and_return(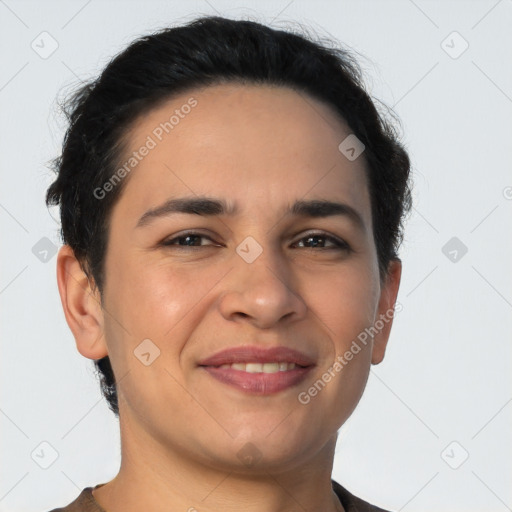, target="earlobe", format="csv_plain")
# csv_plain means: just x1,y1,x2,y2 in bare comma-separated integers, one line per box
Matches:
371,259,402,365
56,245,108,360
